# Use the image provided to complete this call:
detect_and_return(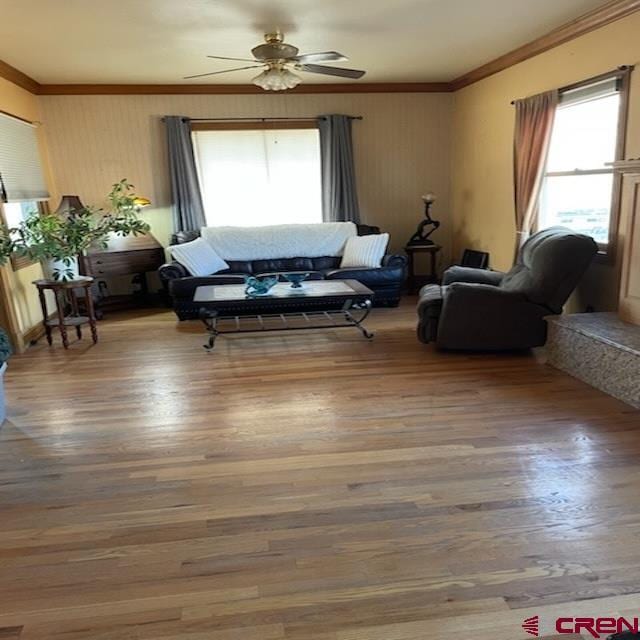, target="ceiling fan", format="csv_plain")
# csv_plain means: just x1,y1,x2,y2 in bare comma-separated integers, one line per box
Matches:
184,31,366,91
